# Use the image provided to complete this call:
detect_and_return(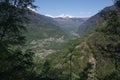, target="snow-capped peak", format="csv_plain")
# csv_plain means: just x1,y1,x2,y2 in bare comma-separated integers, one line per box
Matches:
45,14,73,18
45,14,90,19
27,7,38,13
56,14,74,18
